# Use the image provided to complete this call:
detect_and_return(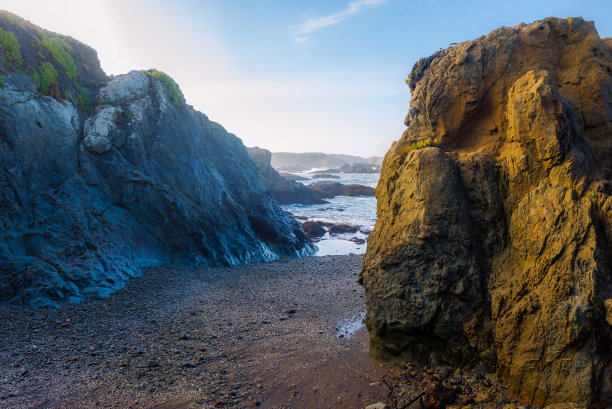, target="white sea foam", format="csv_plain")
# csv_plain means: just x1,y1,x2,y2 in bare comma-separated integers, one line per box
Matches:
335,311,366,339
